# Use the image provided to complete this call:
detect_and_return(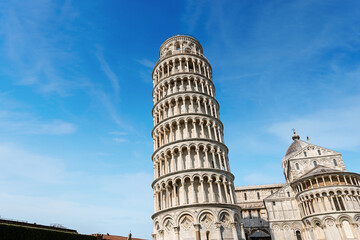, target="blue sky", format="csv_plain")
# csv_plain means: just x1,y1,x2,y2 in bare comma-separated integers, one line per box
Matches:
0,0,360,238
